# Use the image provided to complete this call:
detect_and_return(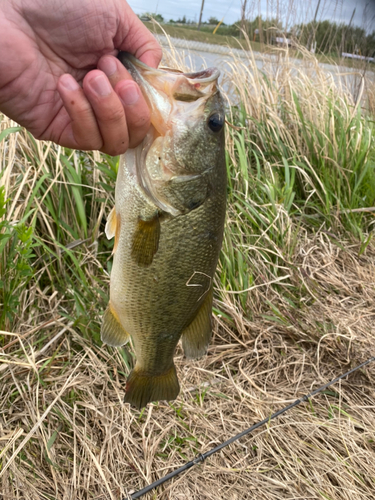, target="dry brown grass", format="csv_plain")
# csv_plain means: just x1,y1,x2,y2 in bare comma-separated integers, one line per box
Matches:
1,42,375,500
1,232,375,499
